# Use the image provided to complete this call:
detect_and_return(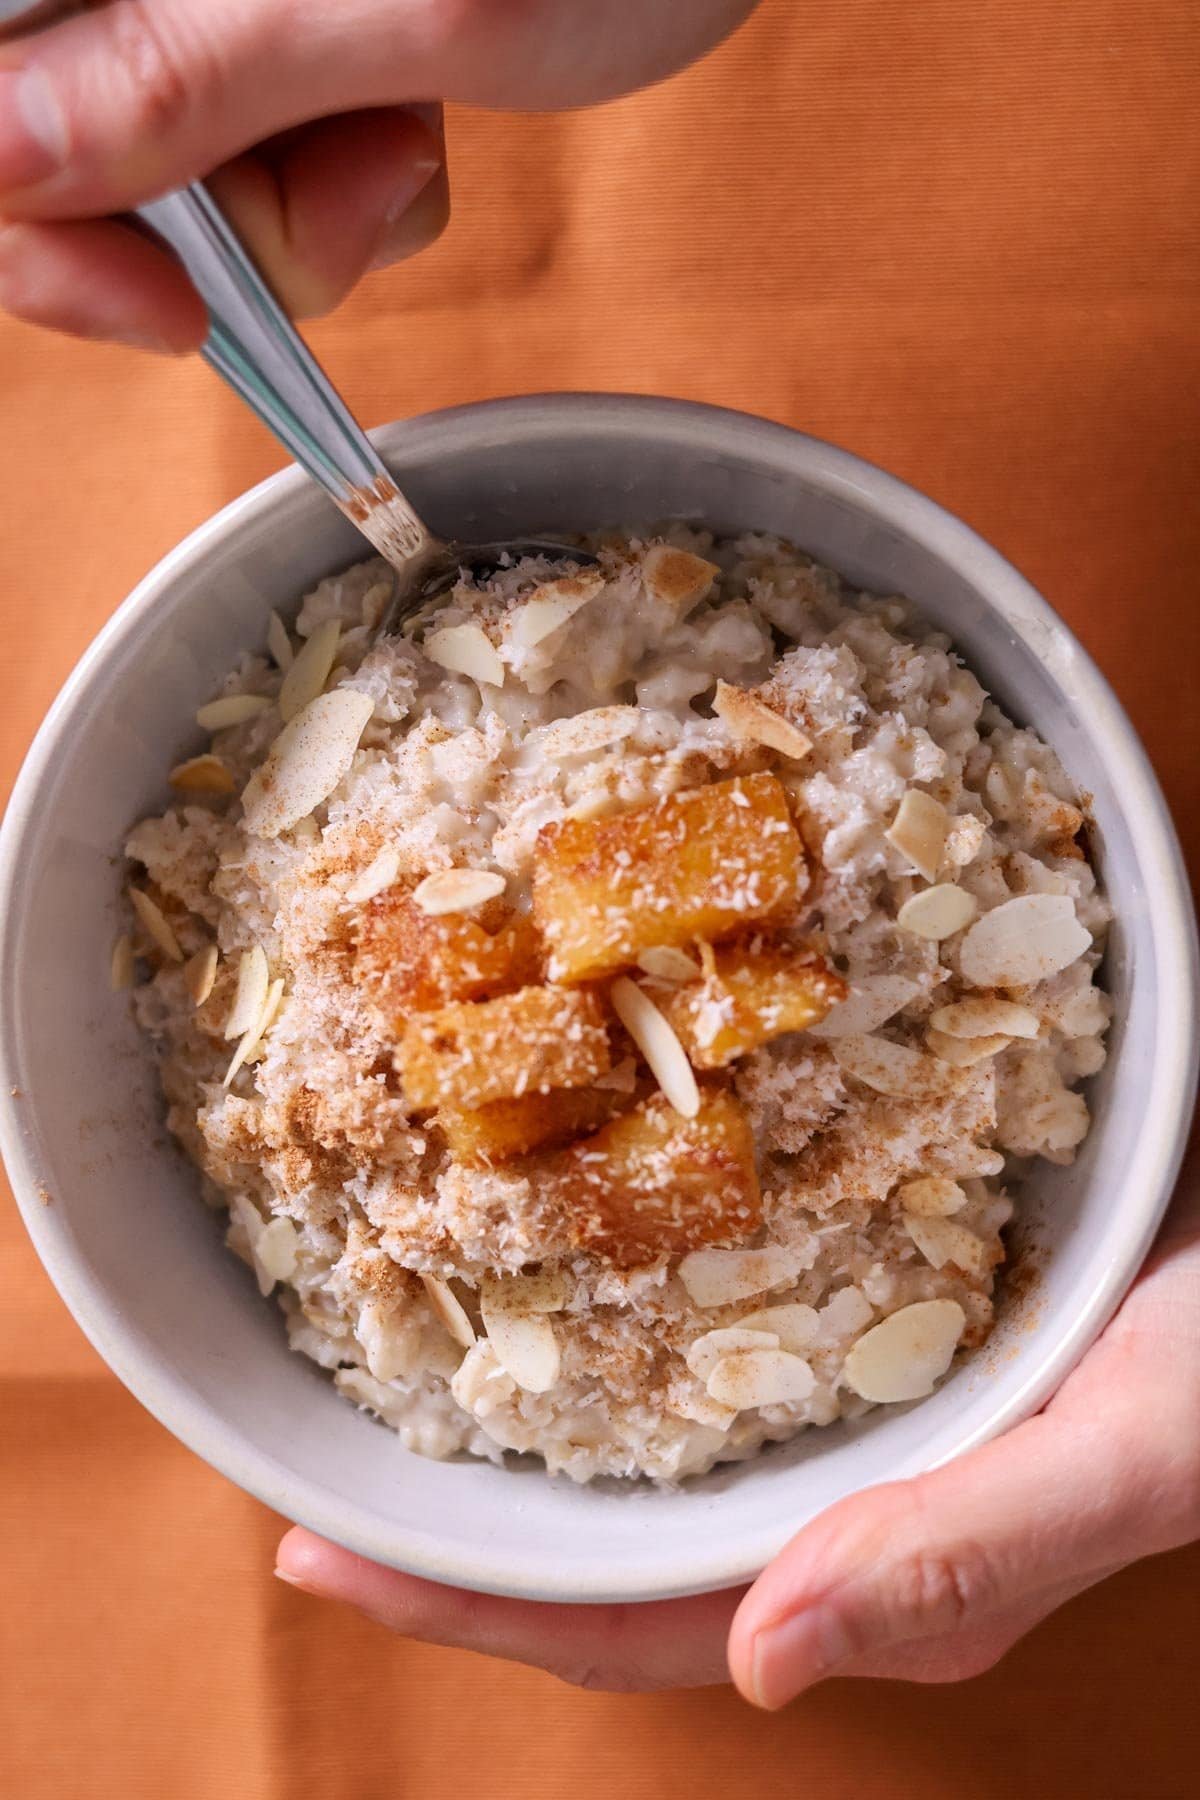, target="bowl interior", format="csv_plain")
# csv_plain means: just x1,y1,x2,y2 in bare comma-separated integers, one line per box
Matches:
1,396,1194,1601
